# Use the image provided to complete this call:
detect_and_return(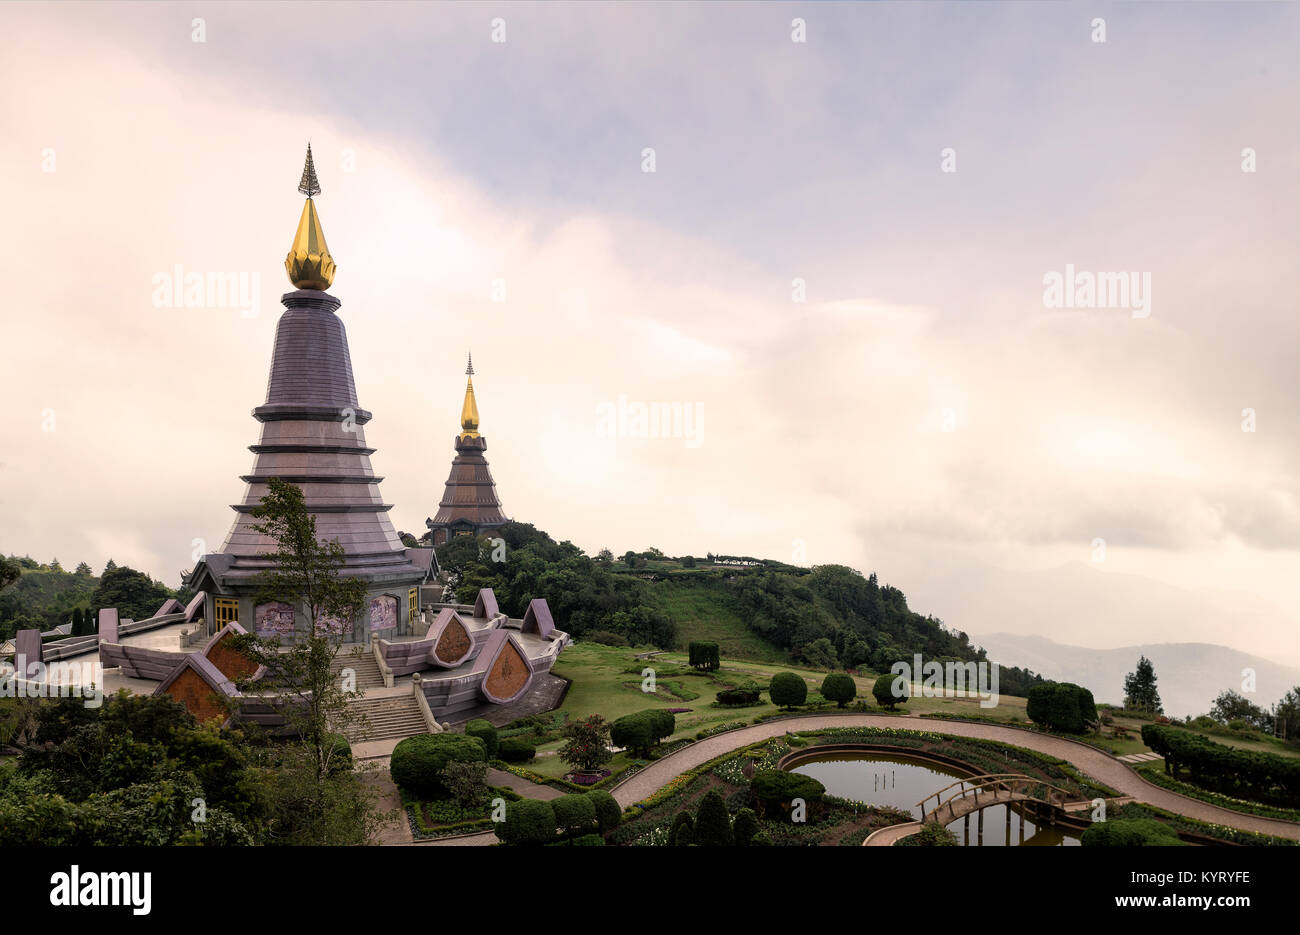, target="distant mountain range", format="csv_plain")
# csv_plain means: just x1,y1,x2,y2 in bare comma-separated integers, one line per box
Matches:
973,632,1300,719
